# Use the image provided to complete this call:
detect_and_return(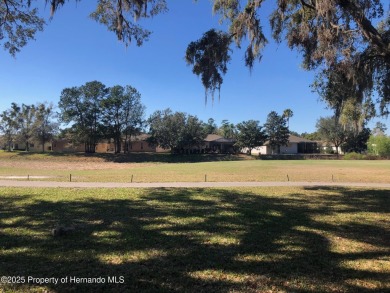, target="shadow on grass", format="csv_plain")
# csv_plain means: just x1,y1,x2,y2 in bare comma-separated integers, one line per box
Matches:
2,151,249,163
0,187,389,292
